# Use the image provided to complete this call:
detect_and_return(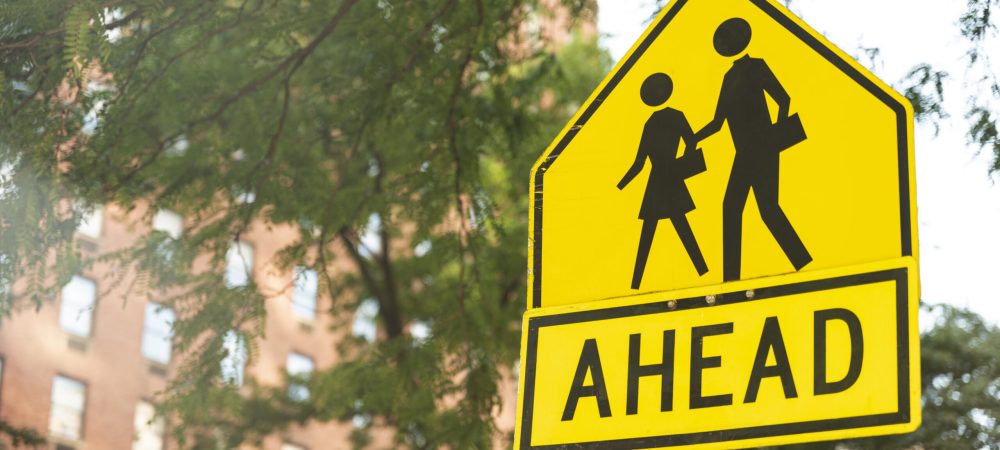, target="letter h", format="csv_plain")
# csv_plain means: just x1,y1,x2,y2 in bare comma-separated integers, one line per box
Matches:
626,330,676,415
